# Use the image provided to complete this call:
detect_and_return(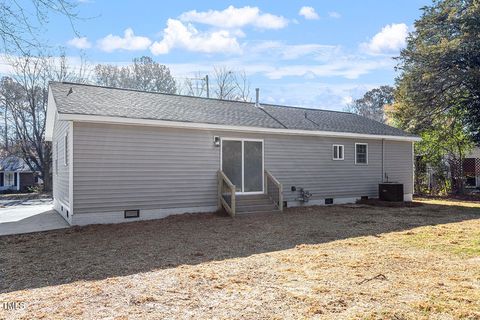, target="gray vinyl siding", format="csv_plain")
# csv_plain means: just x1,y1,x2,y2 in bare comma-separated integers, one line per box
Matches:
73,123,414,214
73,123,219,214
265,138,383,202
52,118,70,206
384,140,414,194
